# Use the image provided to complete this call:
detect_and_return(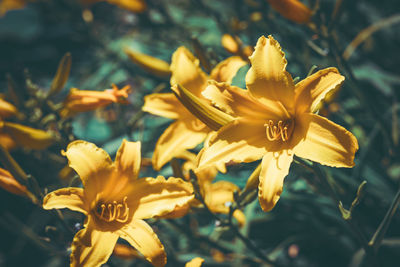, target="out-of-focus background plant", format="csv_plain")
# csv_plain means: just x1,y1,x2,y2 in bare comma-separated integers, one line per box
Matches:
0,0,400,266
